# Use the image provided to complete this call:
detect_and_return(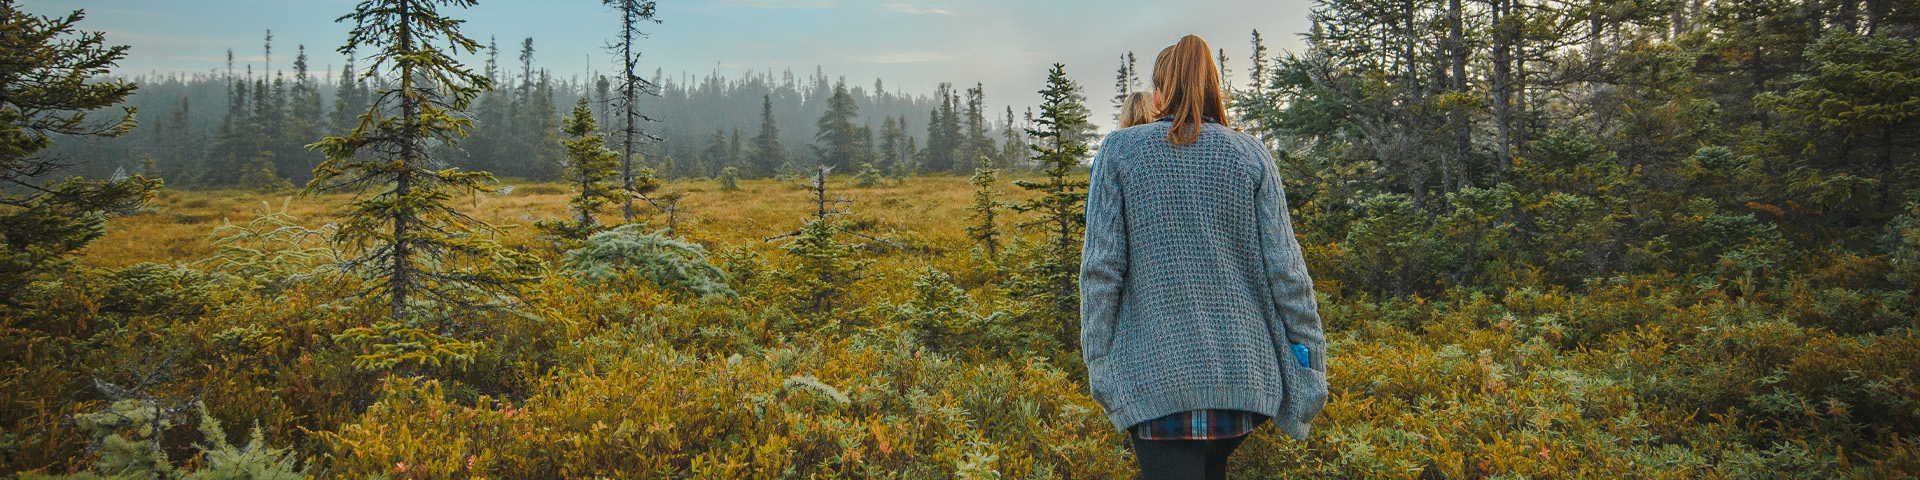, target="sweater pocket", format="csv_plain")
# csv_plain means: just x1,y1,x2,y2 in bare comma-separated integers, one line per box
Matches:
1086,355,1122,414
1285,356,1328,422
